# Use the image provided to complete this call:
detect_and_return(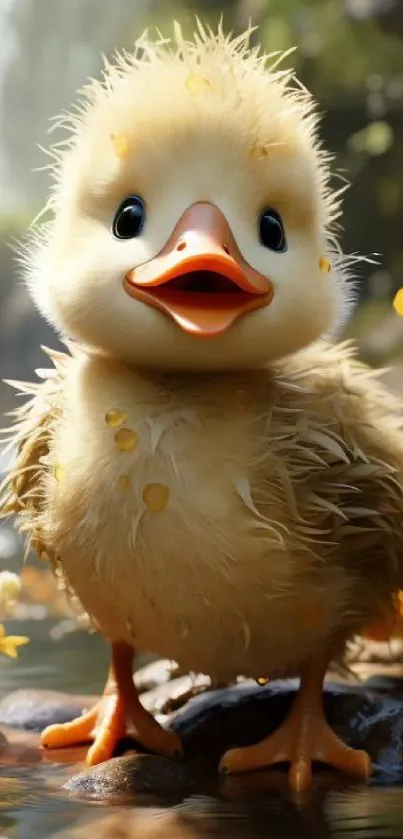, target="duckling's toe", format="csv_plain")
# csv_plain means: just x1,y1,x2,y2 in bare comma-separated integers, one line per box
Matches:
40,684,182,766
40,694,124,765
219,698,371,792
41,703,99,749
86,693,126,765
